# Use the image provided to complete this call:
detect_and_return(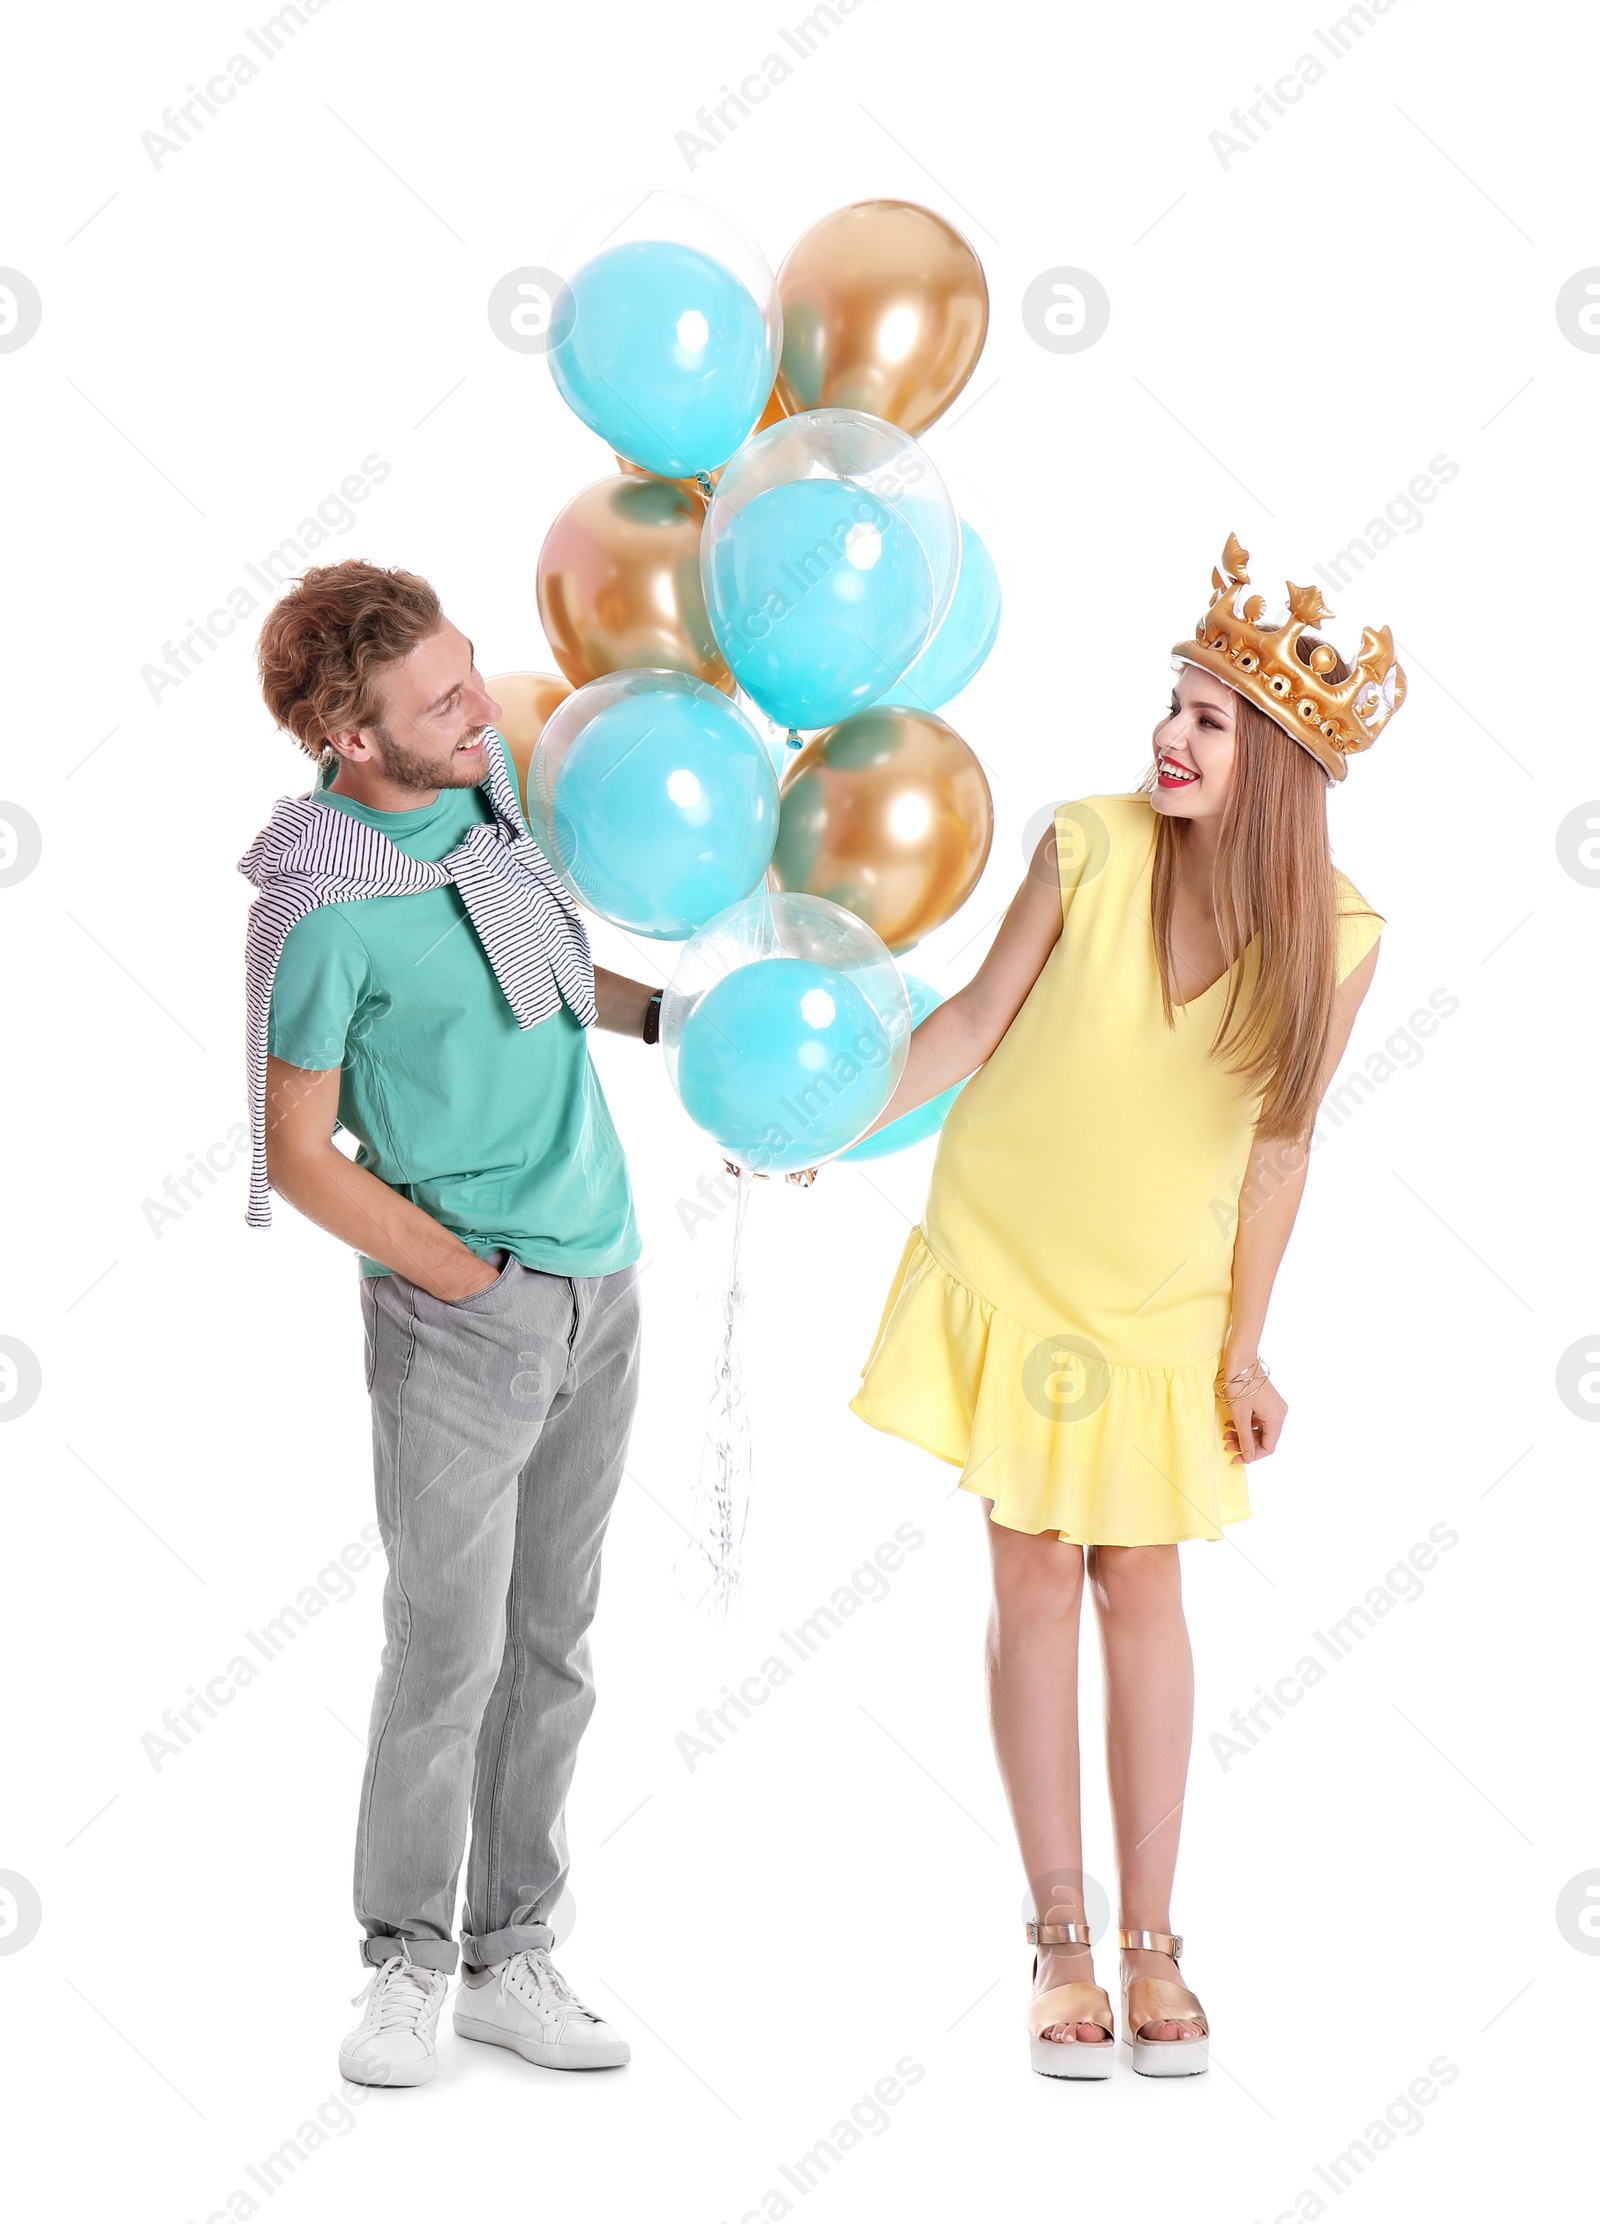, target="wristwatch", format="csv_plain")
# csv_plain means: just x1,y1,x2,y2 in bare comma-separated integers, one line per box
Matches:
641,990,664,1046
